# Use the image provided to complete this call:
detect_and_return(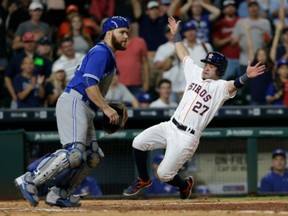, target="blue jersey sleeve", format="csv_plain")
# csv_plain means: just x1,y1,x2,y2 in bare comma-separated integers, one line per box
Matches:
81,49,111,82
